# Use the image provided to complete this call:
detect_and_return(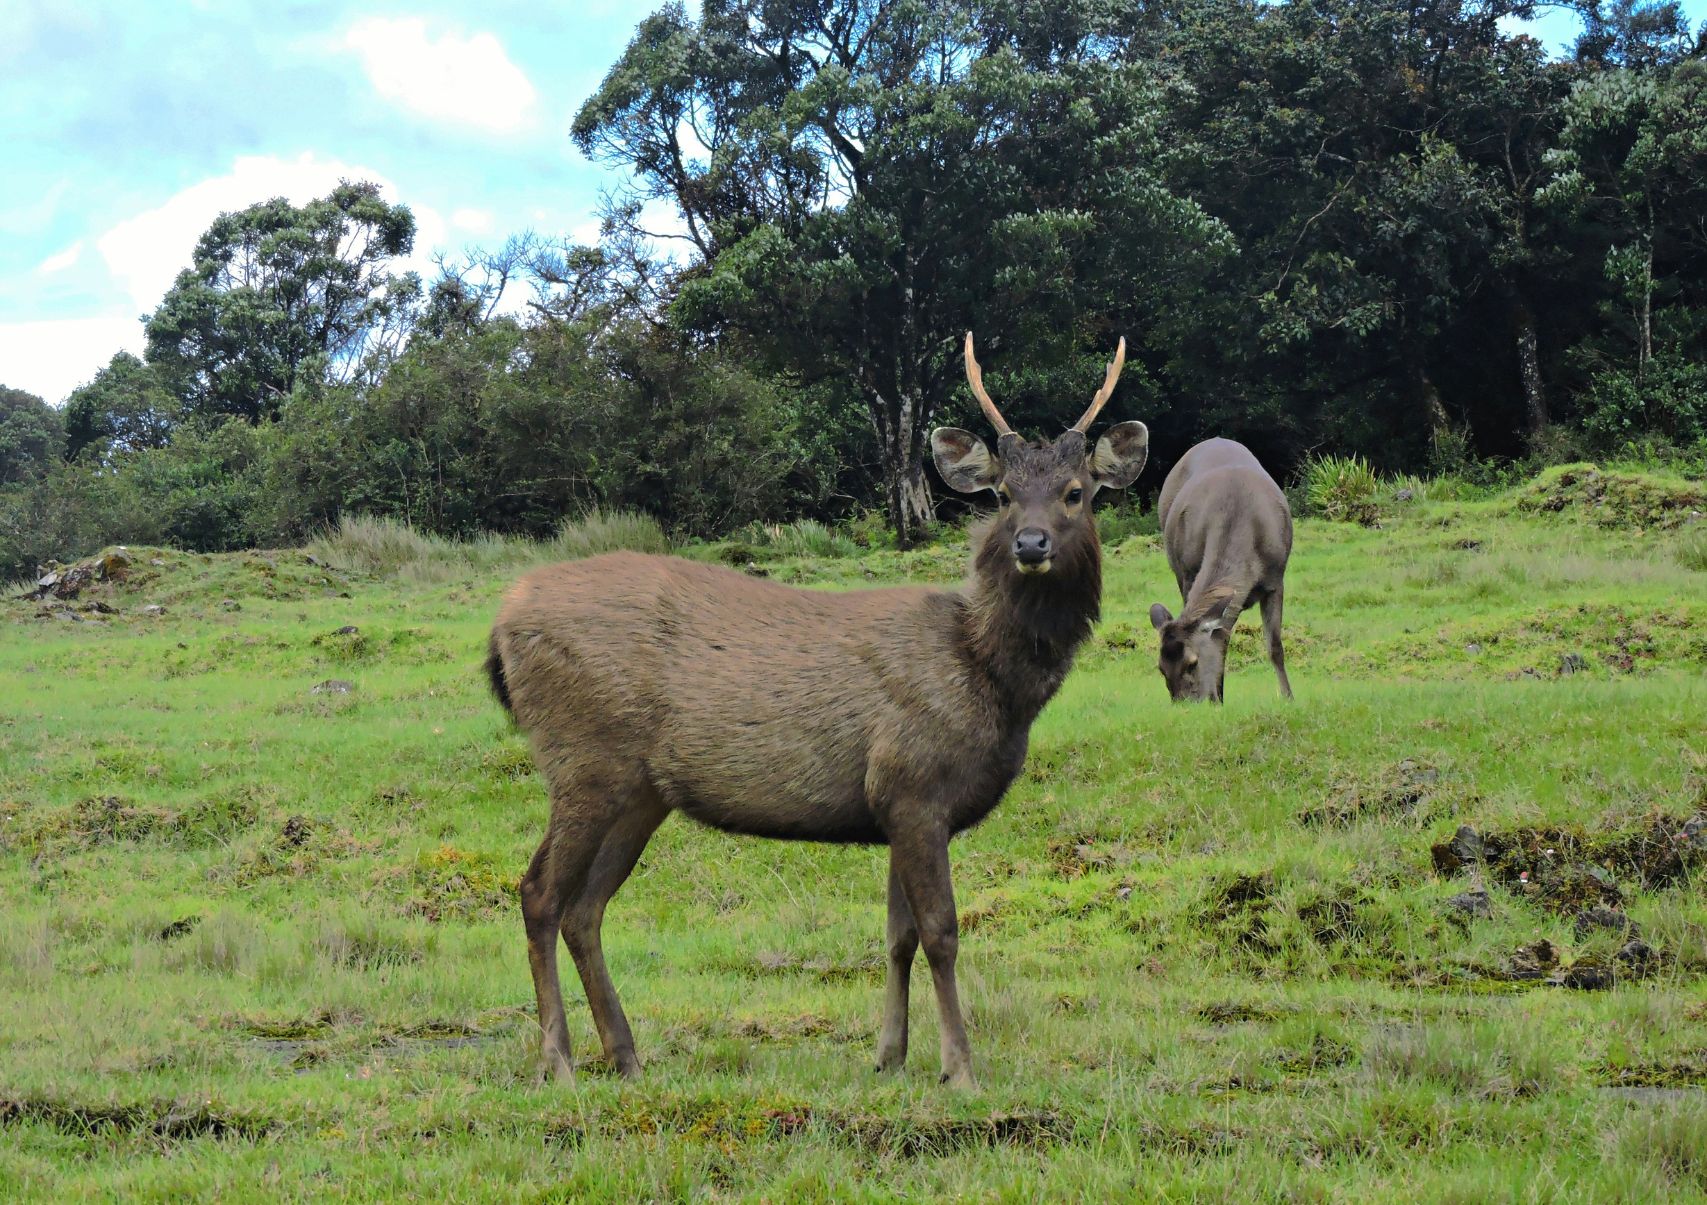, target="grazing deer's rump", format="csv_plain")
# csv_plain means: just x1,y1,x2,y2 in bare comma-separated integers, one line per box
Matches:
1148,438,1294,703
486,332,1149,1088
